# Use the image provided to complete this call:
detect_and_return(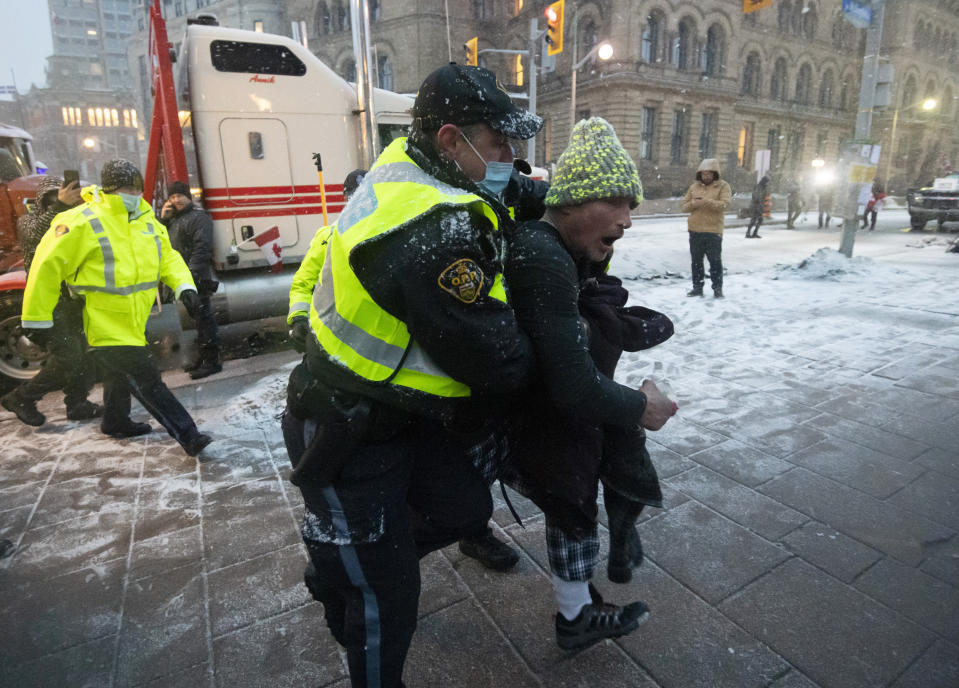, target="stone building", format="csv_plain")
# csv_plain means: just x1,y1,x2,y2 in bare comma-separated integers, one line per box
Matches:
122,0,959,198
